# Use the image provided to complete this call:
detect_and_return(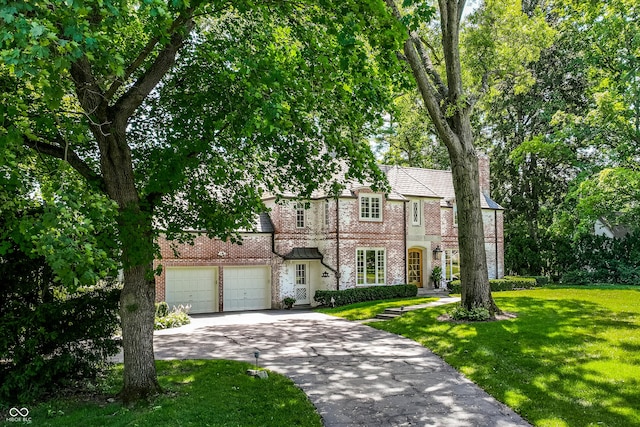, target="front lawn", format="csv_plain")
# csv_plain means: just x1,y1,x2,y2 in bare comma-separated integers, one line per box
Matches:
316,297,437,320
369,287,640,427
17,360,321,427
